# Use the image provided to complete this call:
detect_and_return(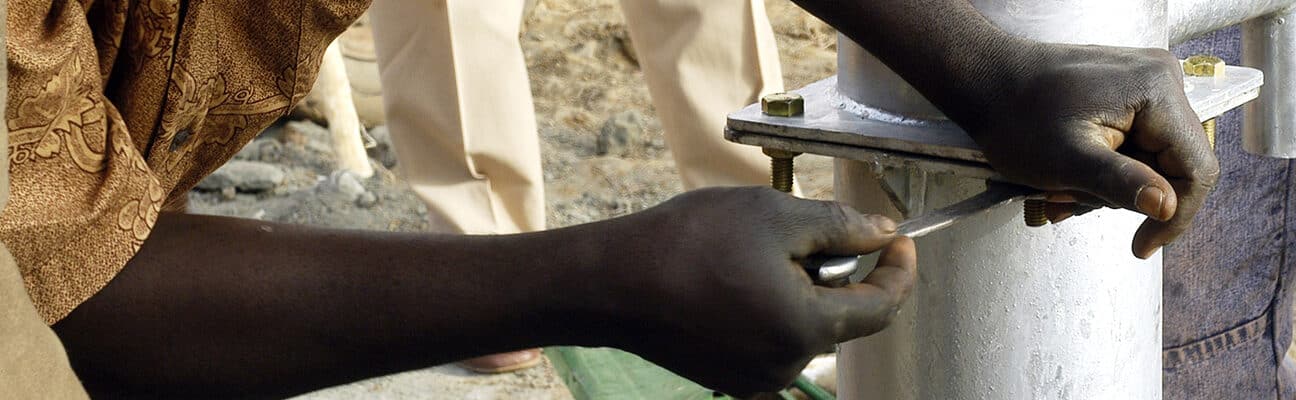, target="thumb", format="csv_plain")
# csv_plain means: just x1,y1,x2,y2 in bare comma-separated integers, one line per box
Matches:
1058,145,1177,222
812,236,917,343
